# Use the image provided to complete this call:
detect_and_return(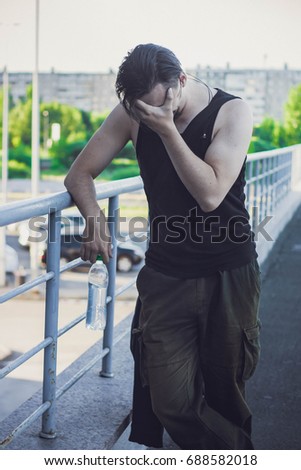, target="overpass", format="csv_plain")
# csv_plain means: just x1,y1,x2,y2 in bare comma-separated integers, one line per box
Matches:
1,144,301,450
